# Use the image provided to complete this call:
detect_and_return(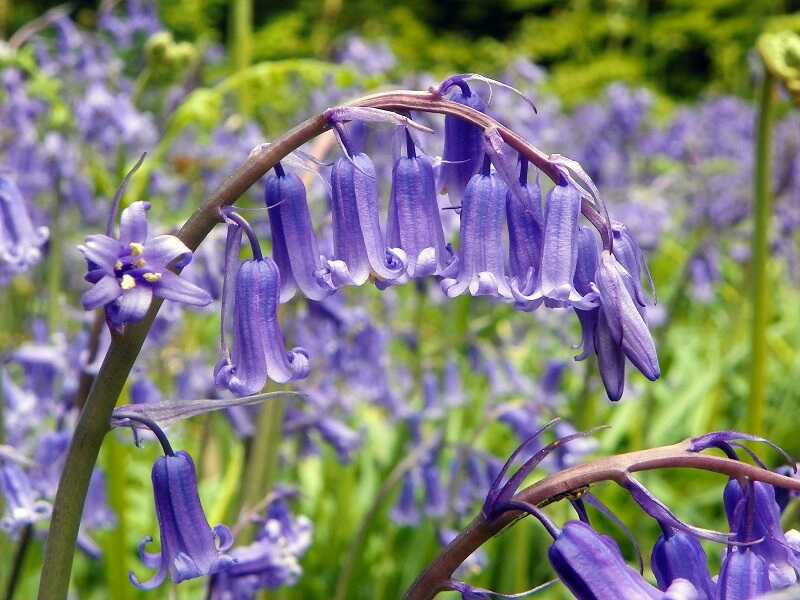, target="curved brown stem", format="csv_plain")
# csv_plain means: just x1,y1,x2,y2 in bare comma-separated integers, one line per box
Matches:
403,439,800,600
